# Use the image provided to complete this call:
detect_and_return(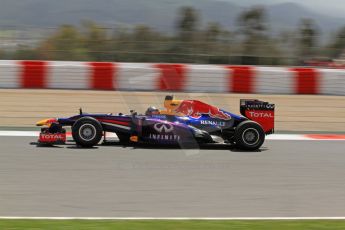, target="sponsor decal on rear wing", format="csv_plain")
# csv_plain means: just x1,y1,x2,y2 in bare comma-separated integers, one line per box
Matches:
240,99,275,134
